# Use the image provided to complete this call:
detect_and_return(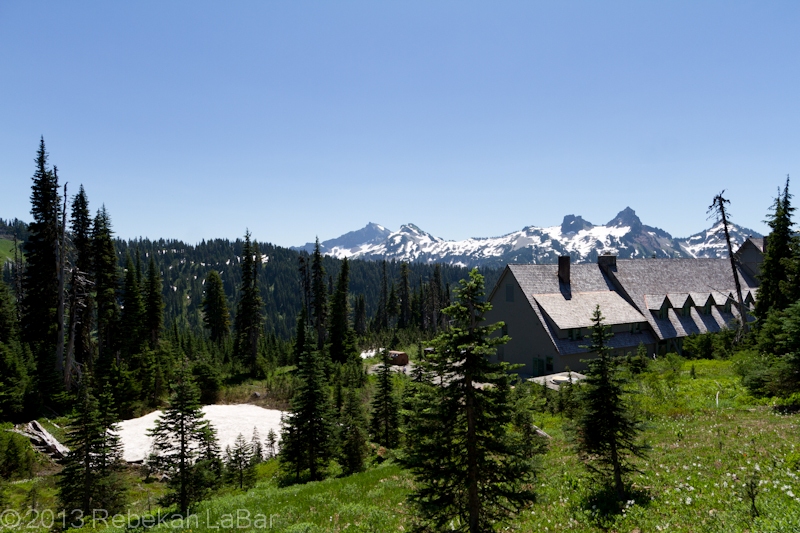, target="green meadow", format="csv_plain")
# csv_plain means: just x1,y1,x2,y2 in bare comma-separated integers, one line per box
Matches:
3,359,799,533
